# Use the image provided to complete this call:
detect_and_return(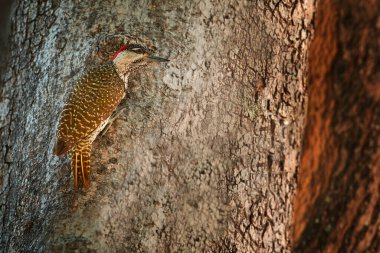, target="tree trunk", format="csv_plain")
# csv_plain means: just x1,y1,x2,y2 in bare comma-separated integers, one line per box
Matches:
293,0,380,252
0,0,315,252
